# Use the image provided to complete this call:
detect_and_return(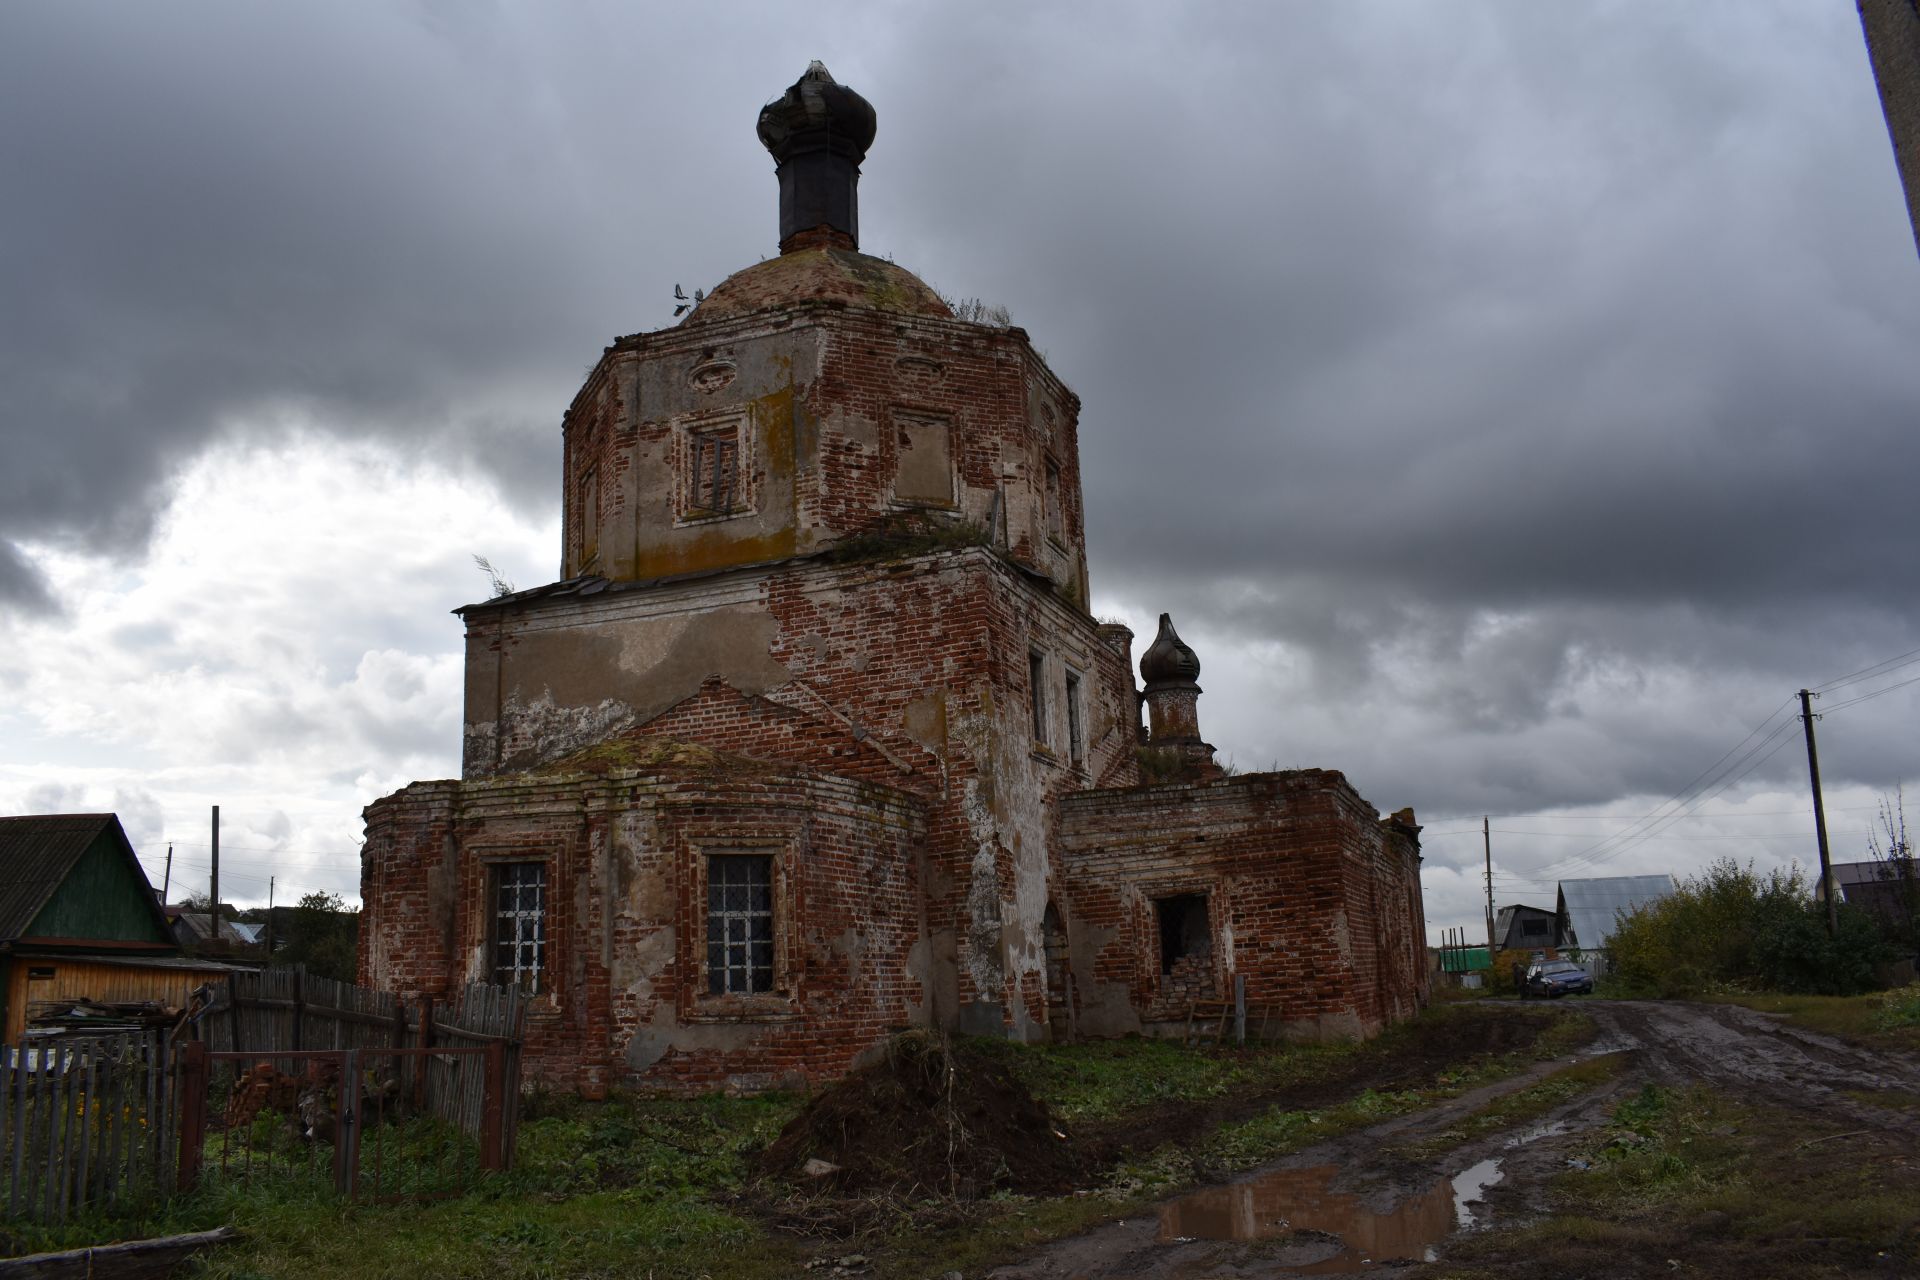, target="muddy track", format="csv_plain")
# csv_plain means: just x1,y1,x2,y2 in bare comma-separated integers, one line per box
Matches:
1586,999,1920,1133
986,1000,1920,1278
